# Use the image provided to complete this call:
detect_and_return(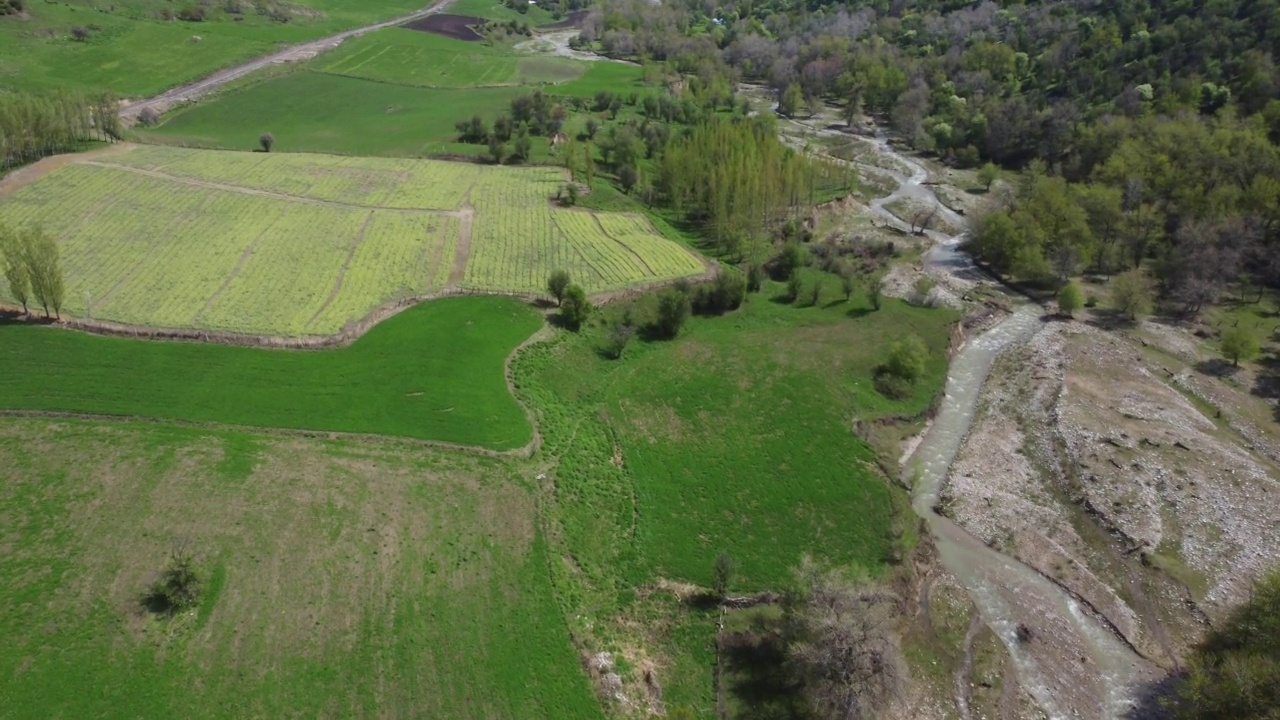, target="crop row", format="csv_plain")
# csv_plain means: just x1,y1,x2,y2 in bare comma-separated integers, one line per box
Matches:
0,163,459,335
318,40,519,88
305,212,459,333
105,146,480,211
